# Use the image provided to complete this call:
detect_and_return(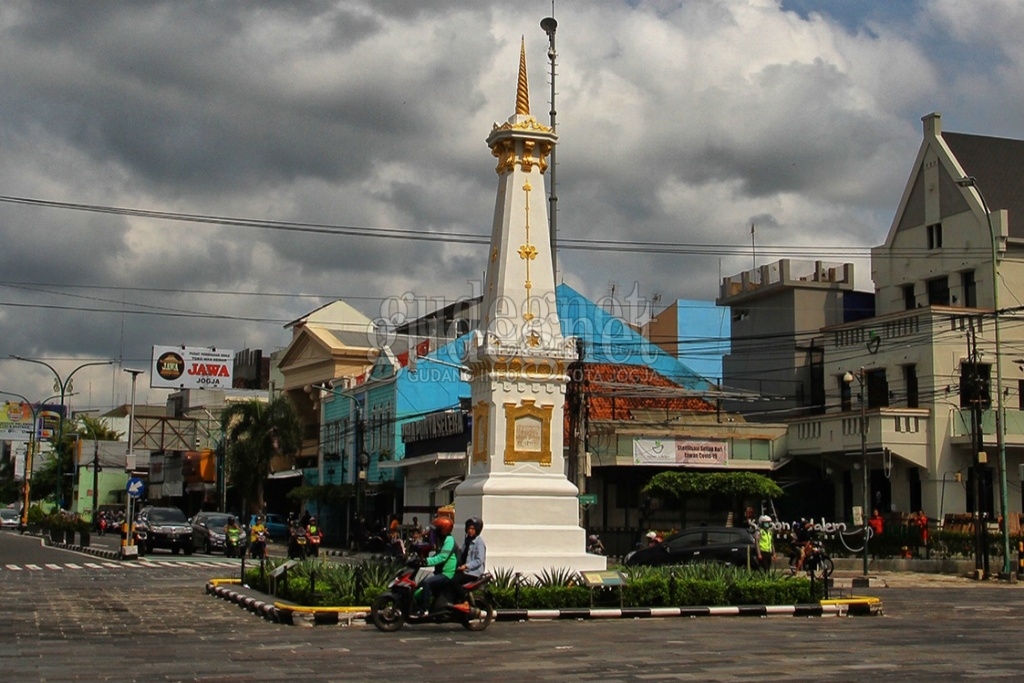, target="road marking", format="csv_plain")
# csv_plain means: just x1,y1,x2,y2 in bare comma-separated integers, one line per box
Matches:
101,562,120,568
25,564,42,571
5,564,22,571
45,564,63,570
66,563,83,569
85,563,103,569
